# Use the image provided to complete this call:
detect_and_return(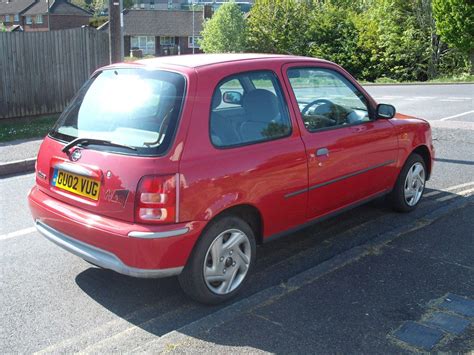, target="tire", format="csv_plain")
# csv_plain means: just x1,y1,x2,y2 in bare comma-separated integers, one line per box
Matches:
389,153,426,212
178,215,256,304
